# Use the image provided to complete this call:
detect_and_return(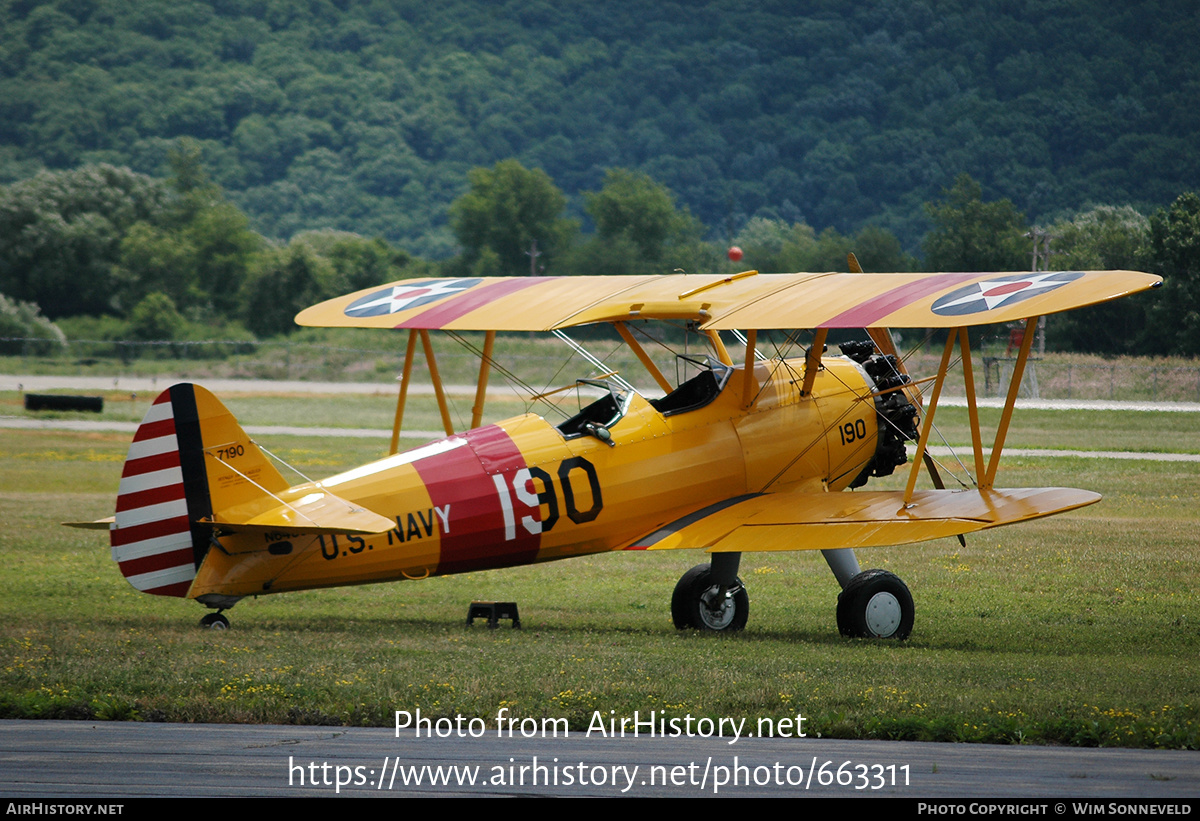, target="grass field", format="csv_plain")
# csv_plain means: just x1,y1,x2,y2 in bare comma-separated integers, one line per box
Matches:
1,391,1197,749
